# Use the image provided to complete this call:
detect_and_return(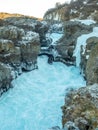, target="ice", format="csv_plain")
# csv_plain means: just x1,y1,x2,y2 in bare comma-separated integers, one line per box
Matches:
73,27,98,67
48,33,63,45
70,9,77,14
0,56,85,130
71,19,96,25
